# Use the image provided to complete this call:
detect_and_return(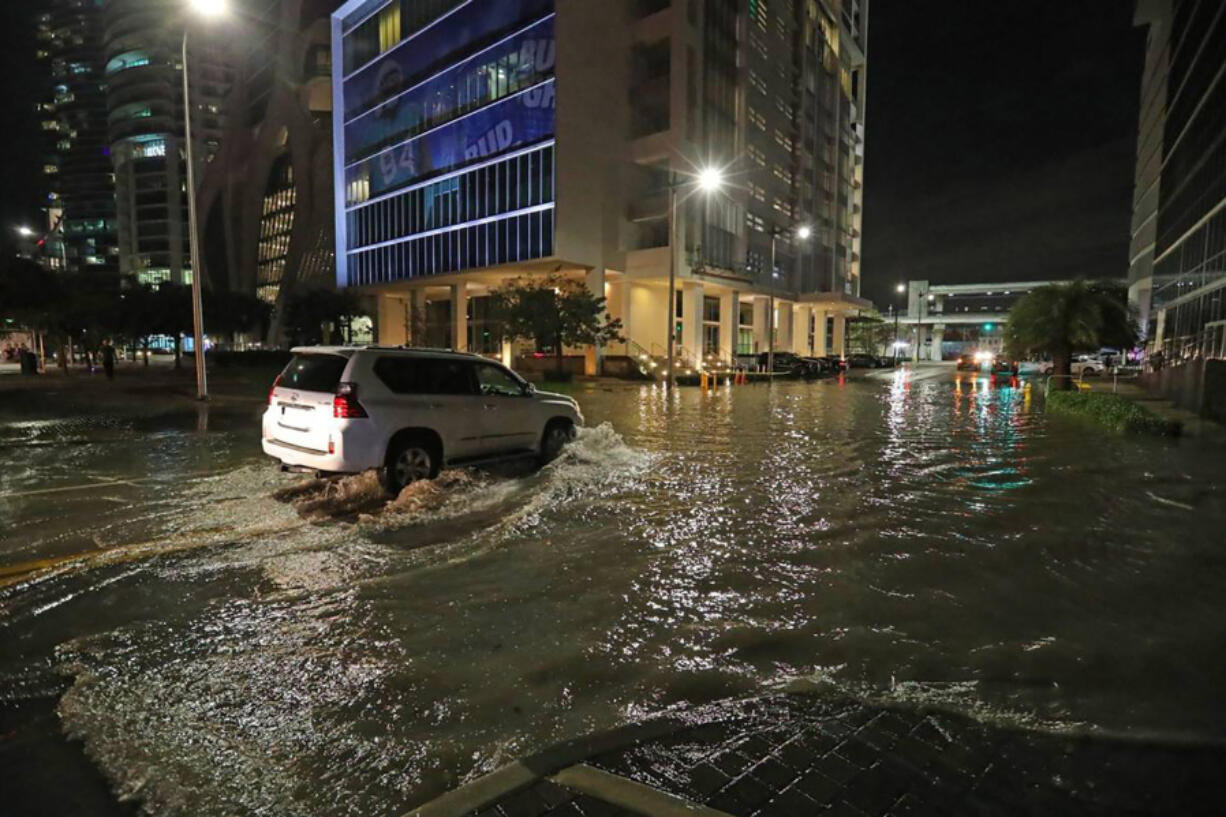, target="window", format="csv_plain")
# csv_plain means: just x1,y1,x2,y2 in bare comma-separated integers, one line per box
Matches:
373,357,476,395
279,354,350,393
476,364,526,397
378,3,402,53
